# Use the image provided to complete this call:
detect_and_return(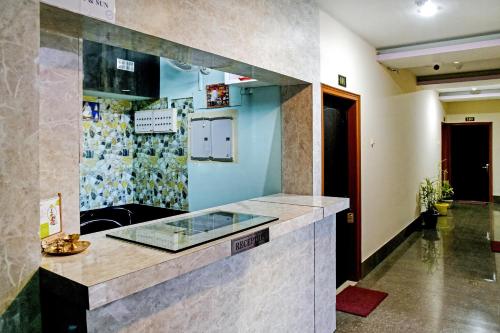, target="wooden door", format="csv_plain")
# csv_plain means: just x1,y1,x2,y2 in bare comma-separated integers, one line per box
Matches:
322,84,361,285
443,123,492,202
